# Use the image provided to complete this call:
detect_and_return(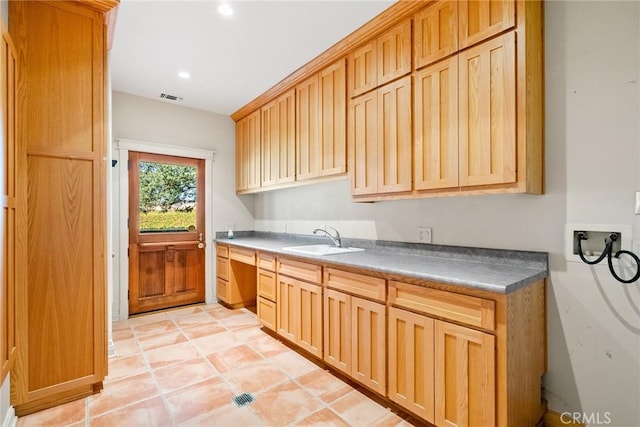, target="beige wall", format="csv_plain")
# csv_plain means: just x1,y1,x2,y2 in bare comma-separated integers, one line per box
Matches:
111,91,254,319
253,1,640,424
